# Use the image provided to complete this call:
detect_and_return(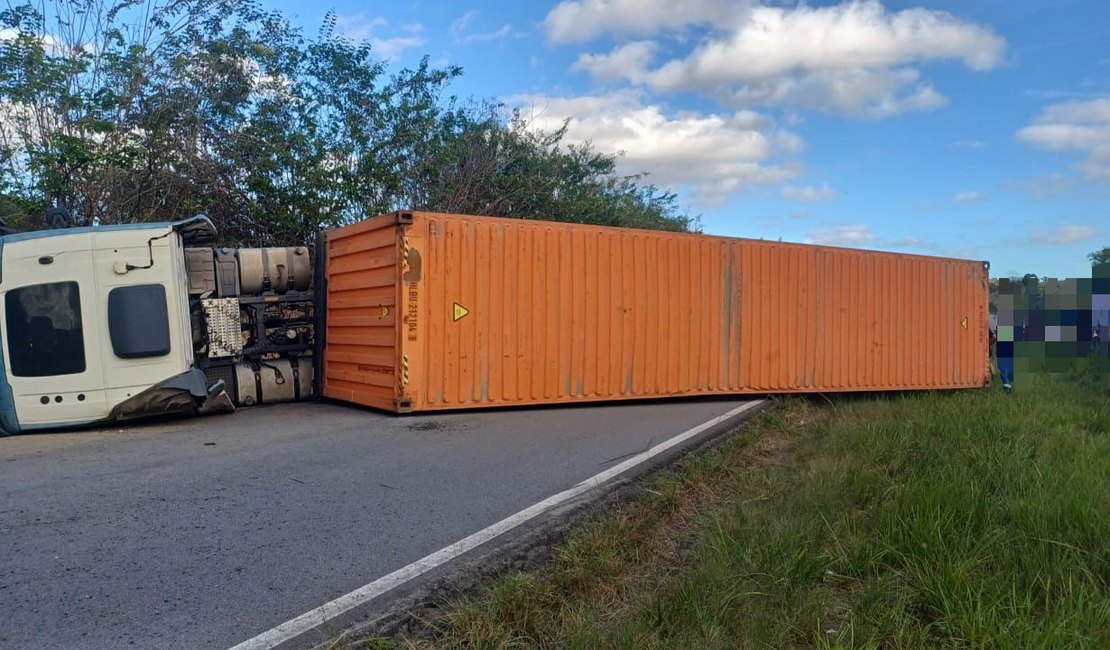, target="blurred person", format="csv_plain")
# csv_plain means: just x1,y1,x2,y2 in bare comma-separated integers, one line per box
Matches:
997,324,1015,394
